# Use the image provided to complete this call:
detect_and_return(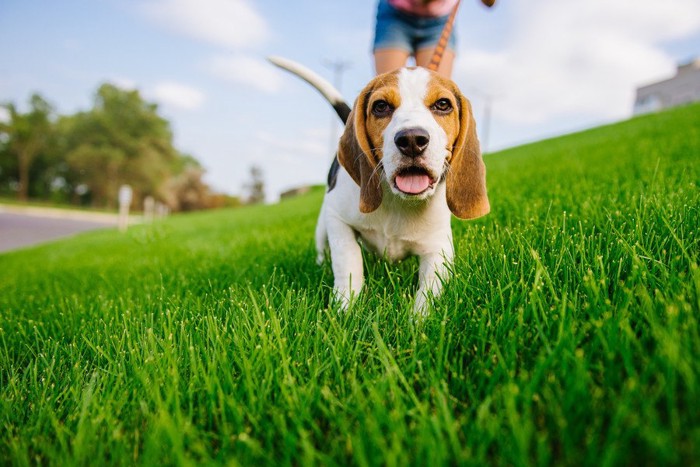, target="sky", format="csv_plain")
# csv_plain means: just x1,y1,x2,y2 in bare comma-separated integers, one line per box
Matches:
1,0,699,202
